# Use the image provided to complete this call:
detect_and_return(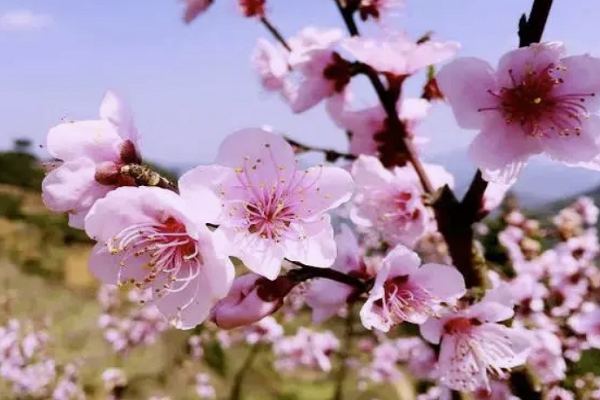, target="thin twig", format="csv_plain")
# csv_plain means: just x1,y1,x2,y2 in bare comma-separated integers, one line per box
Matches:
260,16,292,51
284,135,356,162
